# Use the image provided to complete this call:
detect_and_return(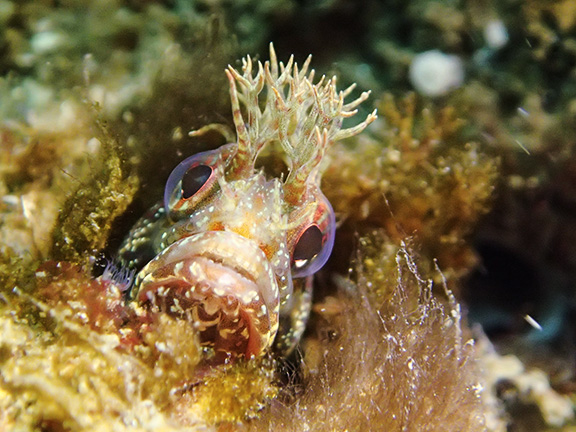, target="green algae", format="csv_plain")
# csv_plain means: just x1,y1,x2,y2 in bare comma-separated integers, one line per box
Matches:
191,357,278,425
323,93,499,283
0,245,36,296
50,118,138,264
